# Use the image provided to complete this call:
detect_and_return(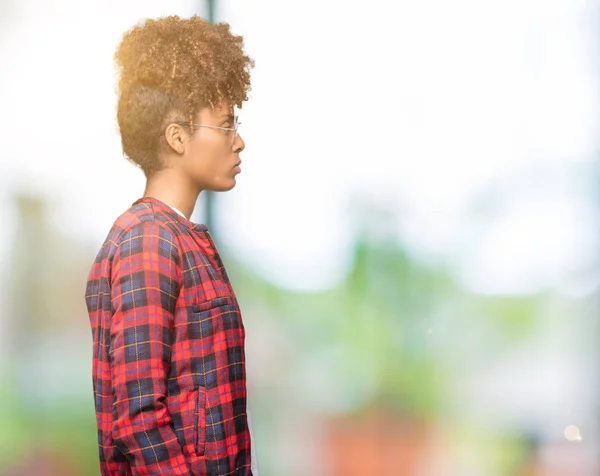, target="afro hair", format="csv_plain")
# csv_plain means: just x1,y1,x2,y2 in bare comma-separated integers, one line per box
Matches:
114,15,254,175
